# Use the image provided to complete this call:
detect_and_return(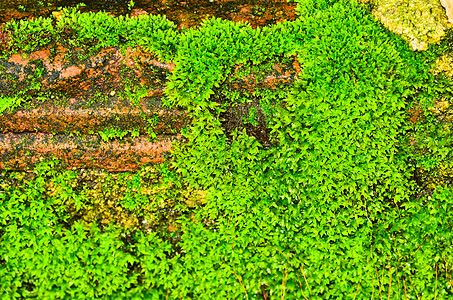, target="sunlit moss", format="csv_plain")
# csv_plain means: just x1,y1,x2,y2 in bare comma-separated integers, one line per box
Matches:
420,162,453,189
432,53,453,78
369,0,452,50
426,96,453,124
